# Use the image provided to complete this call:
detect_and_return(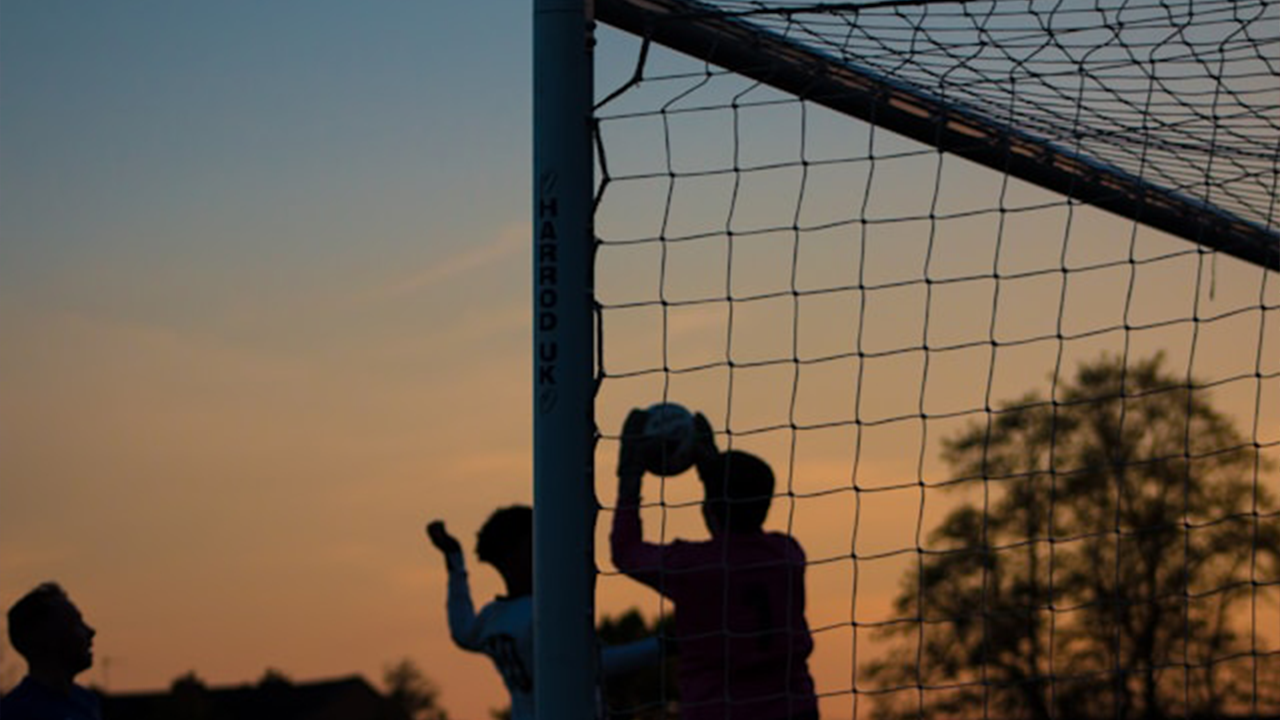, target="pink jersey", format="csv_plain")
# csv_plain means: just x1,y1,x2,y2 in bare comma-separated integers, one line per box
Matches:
612,504,818,720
